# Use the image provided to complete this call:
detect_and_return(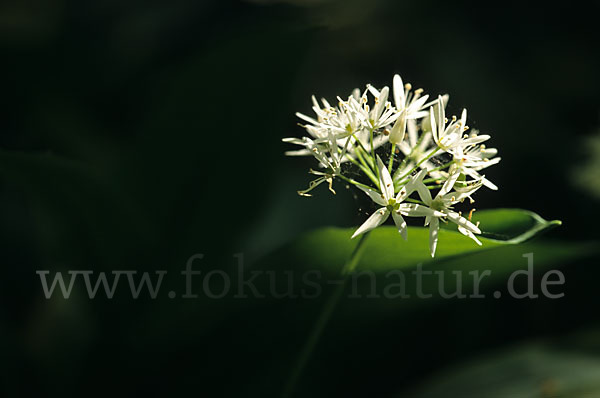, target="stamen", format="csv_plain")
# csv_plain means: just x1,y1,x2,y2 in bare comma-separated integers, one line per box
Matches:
383,129,390,136
404,83,412,91
468,208,476,221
